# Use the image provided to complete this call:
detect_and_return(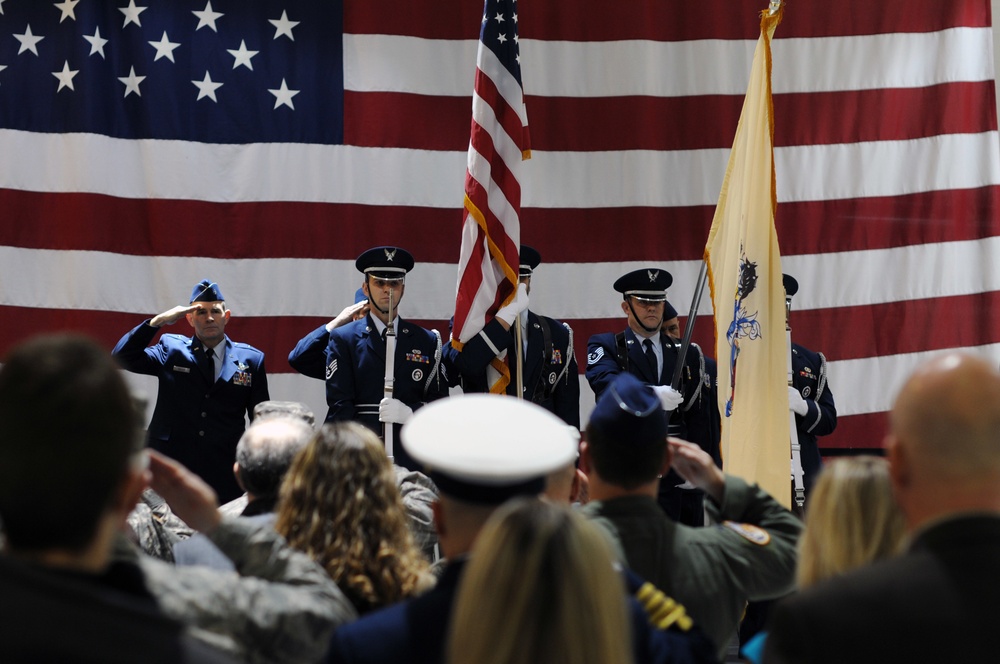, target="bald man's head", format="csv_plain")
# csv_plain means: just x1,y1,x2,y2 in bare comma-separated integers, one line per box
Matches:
888,353,1000,525
891,353,1000,476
